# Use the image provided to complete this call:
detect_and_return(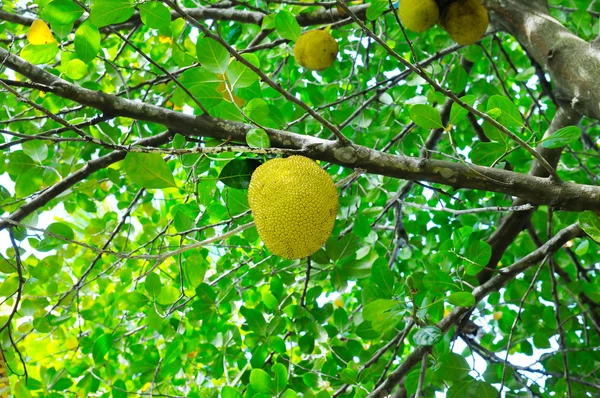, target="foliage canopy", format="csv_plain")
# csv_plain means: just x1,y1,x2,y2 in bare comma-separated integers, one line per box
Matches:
1,0,600,397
